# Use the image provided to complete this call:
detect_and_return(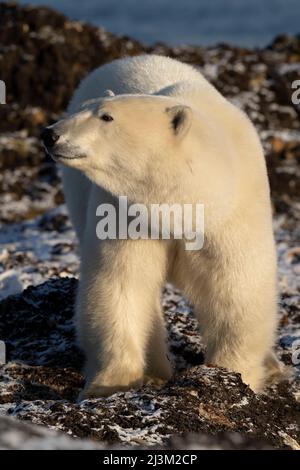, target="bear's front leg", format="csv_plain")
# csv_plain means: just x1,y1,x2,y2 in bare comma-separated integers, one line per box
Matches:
76,238,168,398
144,297,172,385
